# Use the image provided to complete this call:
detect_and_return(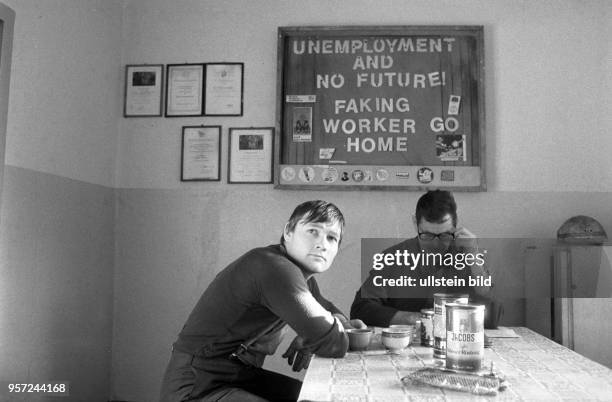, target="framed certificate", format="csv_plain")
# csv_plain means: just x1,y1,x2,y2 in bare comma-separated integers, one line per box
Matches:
166,64,204,117
124,64,163,117
204,63,244,116
228,127,274,183
181,125,221,181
